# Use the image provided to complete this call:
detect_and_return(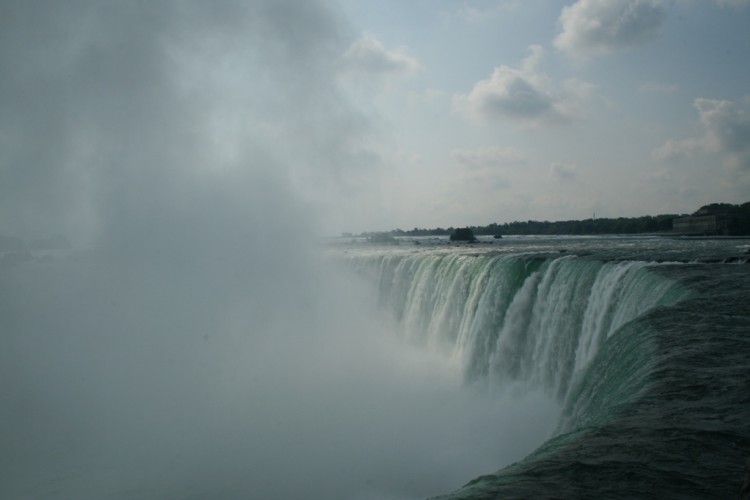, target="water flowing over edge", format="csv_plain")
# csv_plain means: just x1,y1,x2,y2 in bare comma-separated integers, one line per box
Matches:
340,250,718,496
345,252,689,415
